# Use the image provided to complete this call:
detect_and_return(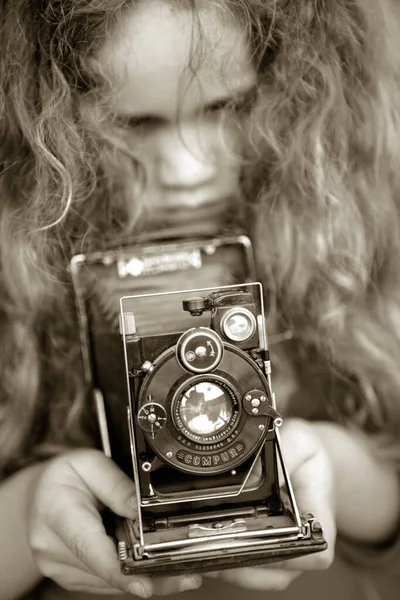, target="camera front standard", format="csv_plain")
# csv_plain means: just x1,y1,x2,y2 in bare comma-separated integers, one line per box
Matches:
111,282,327,574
